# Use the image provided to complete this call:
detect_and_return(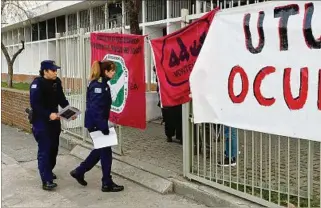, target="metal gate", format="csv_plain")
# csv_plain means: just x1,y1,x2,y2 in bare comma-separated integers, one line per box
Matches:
183,102,321,207
54,1,320,207
56,28,124,154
